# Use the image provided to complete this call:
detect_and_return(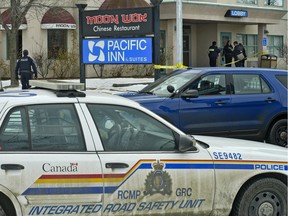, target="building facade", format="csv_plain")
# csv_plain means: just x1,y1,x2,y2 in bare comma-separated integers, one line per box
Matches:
160,0,287,69
0,0,287,79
